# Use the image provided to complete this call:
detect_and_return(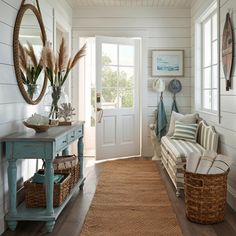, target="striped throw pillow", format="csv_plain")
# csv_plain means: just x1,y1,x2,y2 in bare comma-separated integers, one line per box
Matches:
197,121,219,152
171,121,199,142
